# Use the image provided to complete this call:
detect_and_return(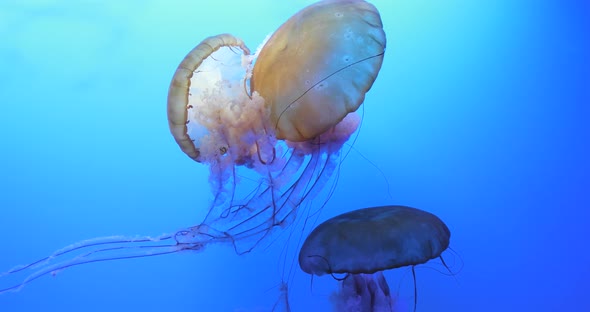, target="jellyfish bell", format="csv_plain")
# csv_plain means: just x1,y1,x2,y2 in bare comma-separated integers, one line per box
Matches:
299,205,451,312
251,0,386,142
299,205,451,275
167,34,253,162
